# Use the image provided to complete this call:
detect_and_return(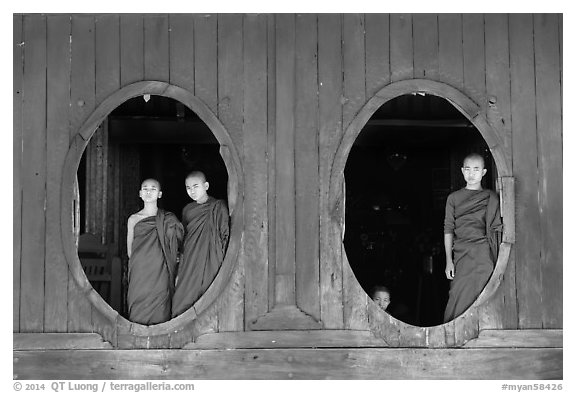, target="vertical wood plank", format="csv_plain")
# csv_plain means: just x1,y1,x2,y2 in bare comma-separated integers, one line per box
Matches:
20,14,47,332
365,13,390,99
483,14,517,330
44,15,71,332
390,14,413,82
509,14,541,329
191,13,218,333
194,14,218,112
243,14,269,326
120,14,144,87
294,13,320,320
438,14,463,90
267,14,277,311
13,14,23,333
413,14,439,80
169,14,195,92
534,14,562,329
273,13,296,306
96,14,120,105
68,15,96,333
462,14,486,102
217,13,244,331
342,13,368,330
144,14,170,82
318,14,344,328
